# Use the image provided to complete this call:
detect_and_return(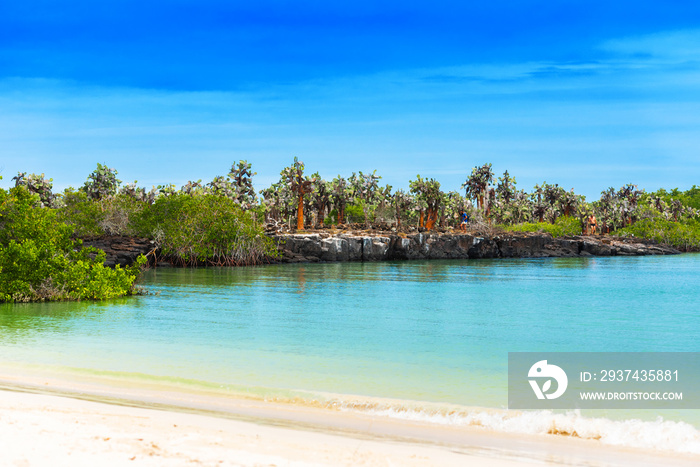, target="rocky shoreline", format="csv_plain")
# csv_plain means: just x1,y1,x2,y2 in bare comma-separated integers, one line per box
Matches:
83,231,679,268
271,231,679,263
